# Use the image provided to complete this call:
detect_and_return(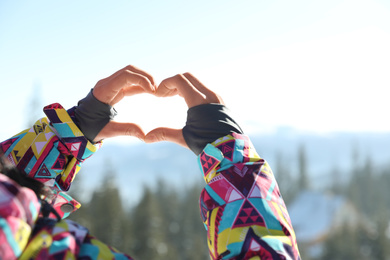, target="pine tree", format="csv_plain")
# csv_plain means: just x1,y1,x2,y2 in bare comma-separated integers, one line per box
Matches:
85,159,128,252
180,182,209,260
128,179,209,259
67,170,92,229
274,150,296,205
321,225,362,260
154,180,183,258
298,144,310,191
130,184,167,259
25,81,44,128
